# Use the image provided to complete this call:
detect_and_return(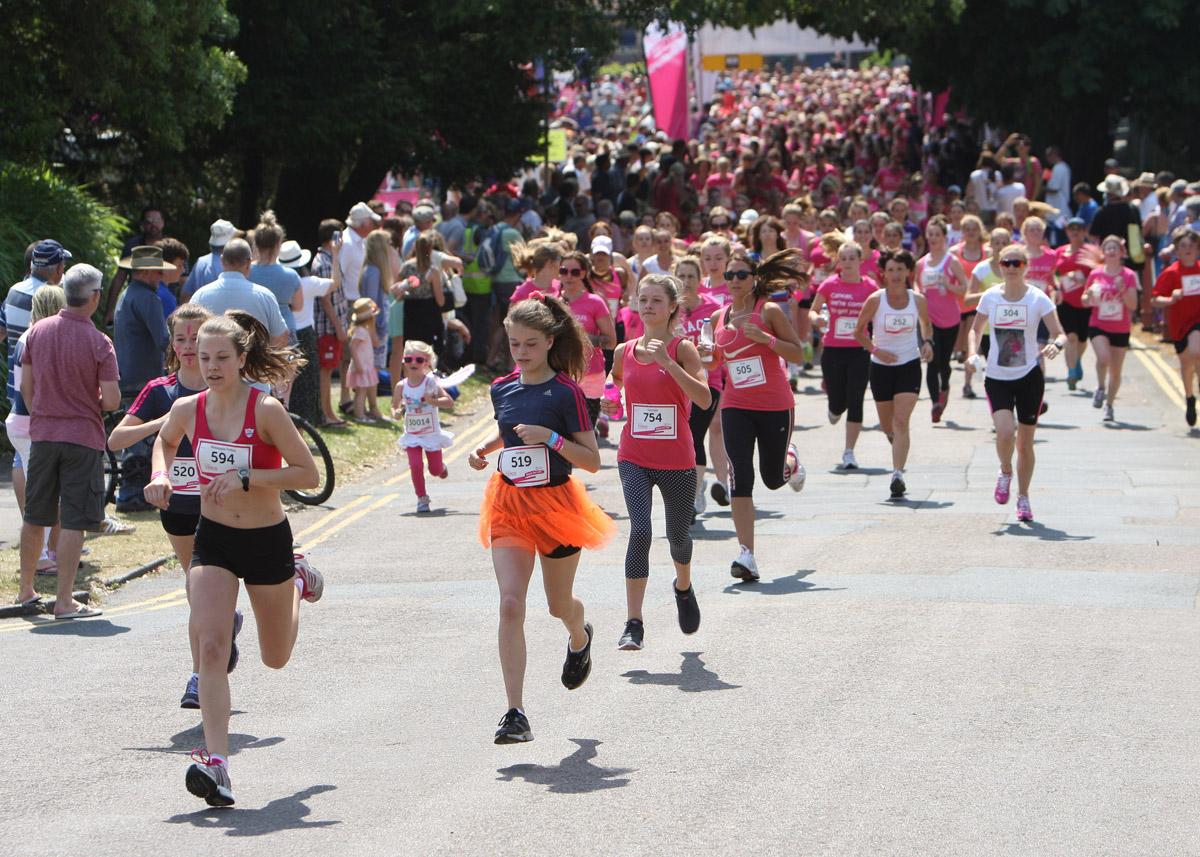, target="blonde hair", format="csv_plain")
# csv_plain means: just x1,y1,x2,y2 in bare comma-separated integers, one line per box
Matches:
254,210,284,251
30,285,66,324
511,238,563,277
1021,216,1047,238
360,230,394,294
404,339,437,370
348,297,378,336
